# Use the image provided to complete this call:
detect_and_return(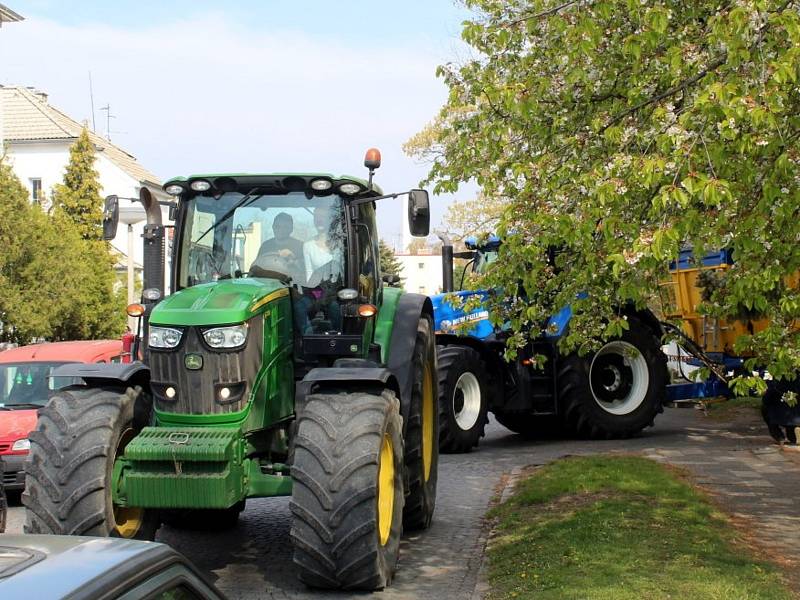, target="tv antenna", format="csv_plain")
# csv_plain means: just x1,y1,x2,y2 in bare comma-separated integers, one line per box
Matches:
88,71,96,132
100,103,115,141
